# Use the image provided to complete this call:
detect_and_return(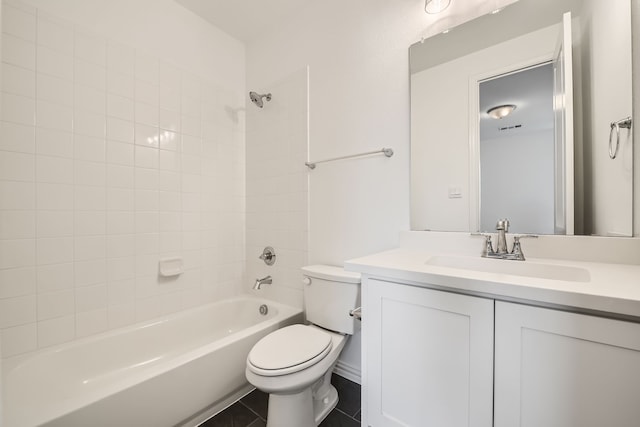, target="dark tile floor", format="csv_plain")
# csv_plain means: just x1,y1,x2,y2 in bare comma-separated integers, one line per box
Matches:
200,374,361,427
